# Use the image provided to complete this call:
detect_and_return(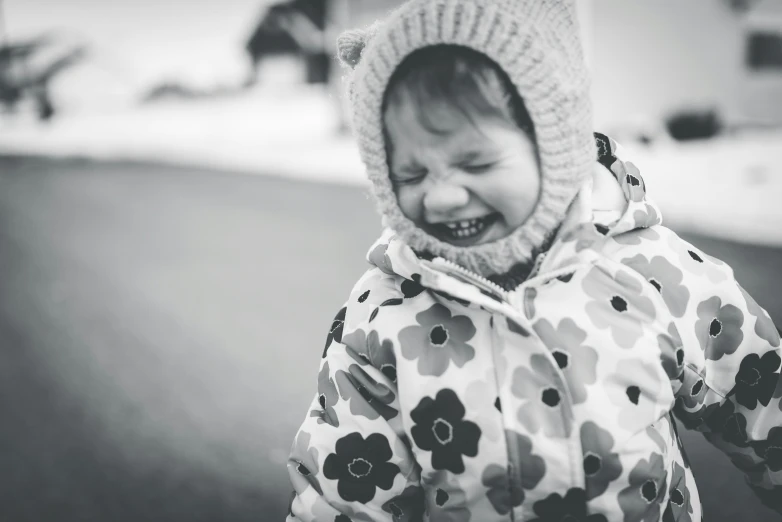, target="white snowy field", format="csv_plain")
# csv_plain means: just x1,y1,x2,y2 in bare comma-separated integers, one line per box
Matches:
0,85,366,185
625,133,782,247
1,86,781,246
